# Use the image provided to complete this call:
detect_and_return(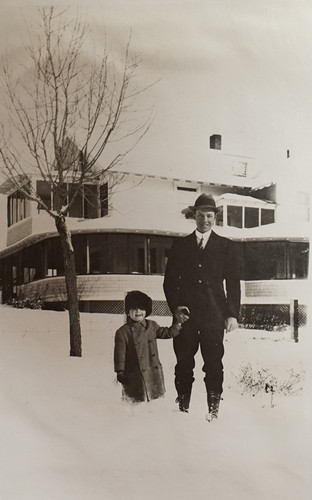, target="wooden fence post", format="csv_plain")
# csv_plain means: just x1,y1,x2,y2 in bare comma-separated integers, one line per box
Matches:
290,299,299,343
